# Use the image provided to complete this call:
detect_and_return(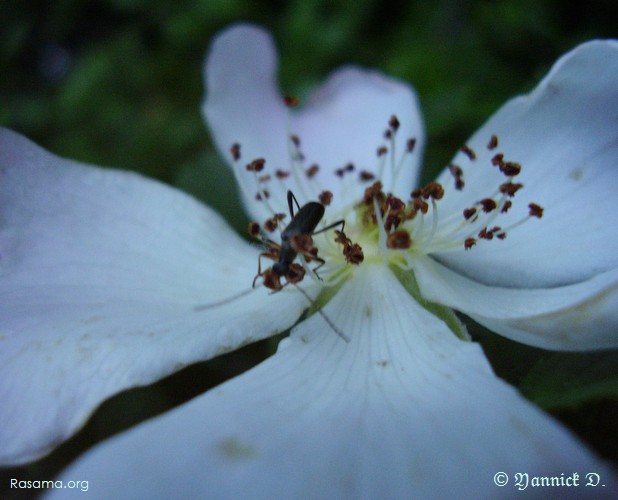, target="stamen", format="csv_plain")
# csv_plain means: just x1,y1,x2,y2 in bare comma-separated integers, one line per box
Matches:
460,144,477,161
319,191,333,206
230,143,241,161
